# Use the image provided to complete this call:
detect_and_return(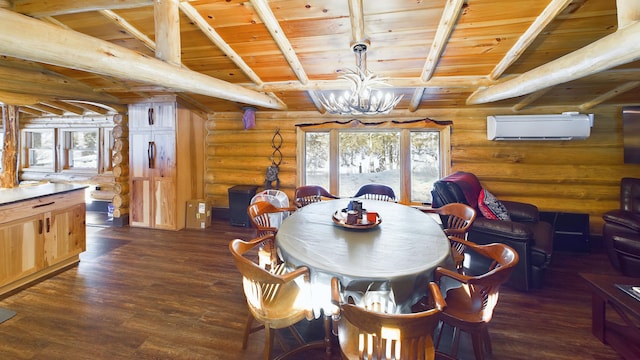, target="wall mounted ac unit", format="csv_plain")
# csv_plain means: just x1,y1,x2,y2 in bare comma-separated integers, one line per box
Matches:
487,112,593,140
